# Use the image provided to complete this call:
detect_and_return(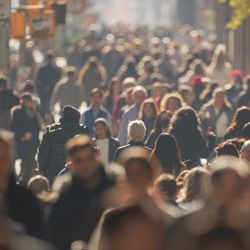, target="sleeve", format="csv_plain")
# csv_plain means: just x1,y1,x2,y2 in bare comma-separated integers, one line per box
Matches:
36,130,50,173
118,112,128,146
10,109,24,140
80,112,86,125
